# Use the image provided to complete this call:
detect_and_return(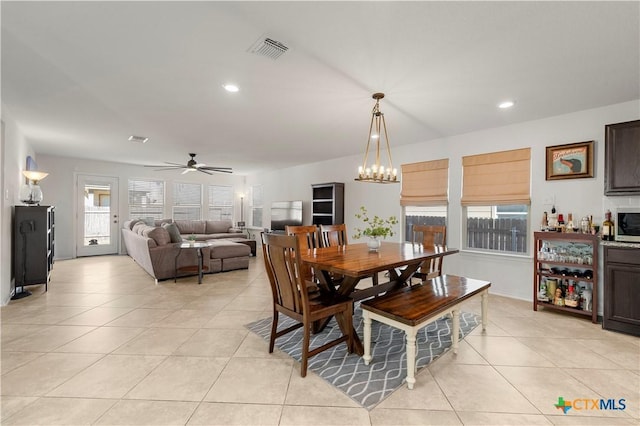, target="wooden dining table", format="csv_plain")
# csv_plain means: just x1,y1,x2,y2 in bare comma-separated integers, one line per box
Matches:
300,241,459,354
